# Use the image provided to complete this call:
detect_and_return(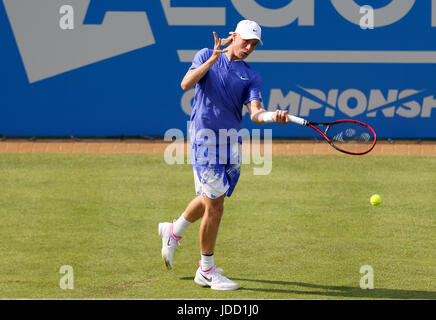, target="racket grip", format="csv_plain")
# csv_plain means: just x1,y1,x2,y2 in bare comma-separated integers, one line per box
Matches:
263,112,308,125
288,115,308,126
